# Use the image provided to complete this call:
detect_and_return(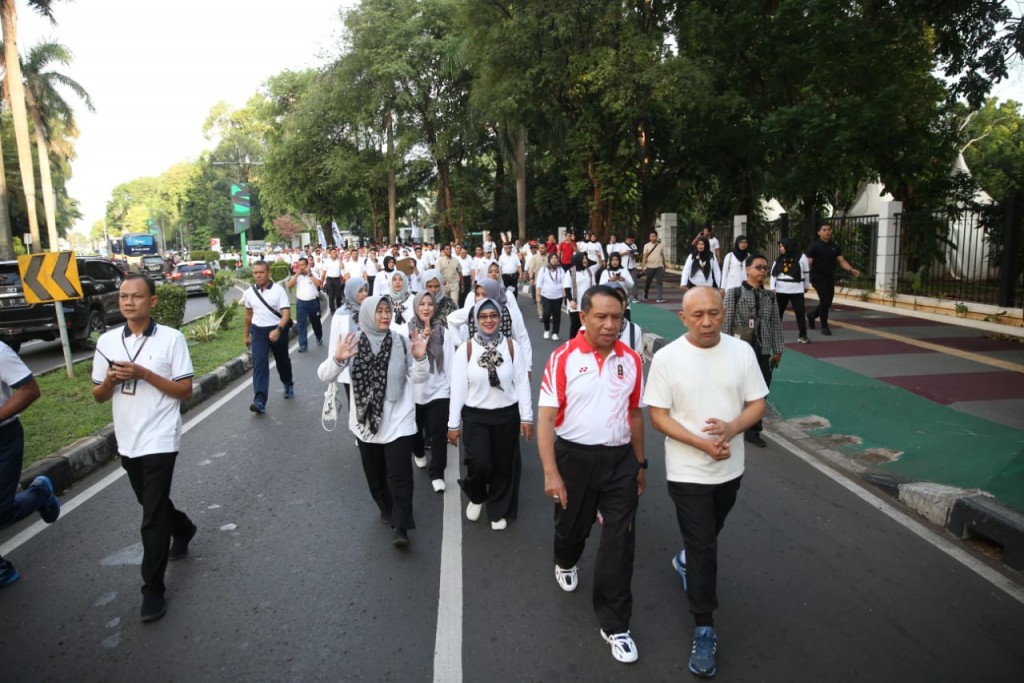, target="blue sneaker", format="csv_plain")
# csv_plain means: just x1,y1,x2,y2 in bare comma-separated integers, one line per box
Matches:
0,559,20,588
672,549,687,592
283,384,295,399
688,626,717,677
250,398,266,414
33,476,60,524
